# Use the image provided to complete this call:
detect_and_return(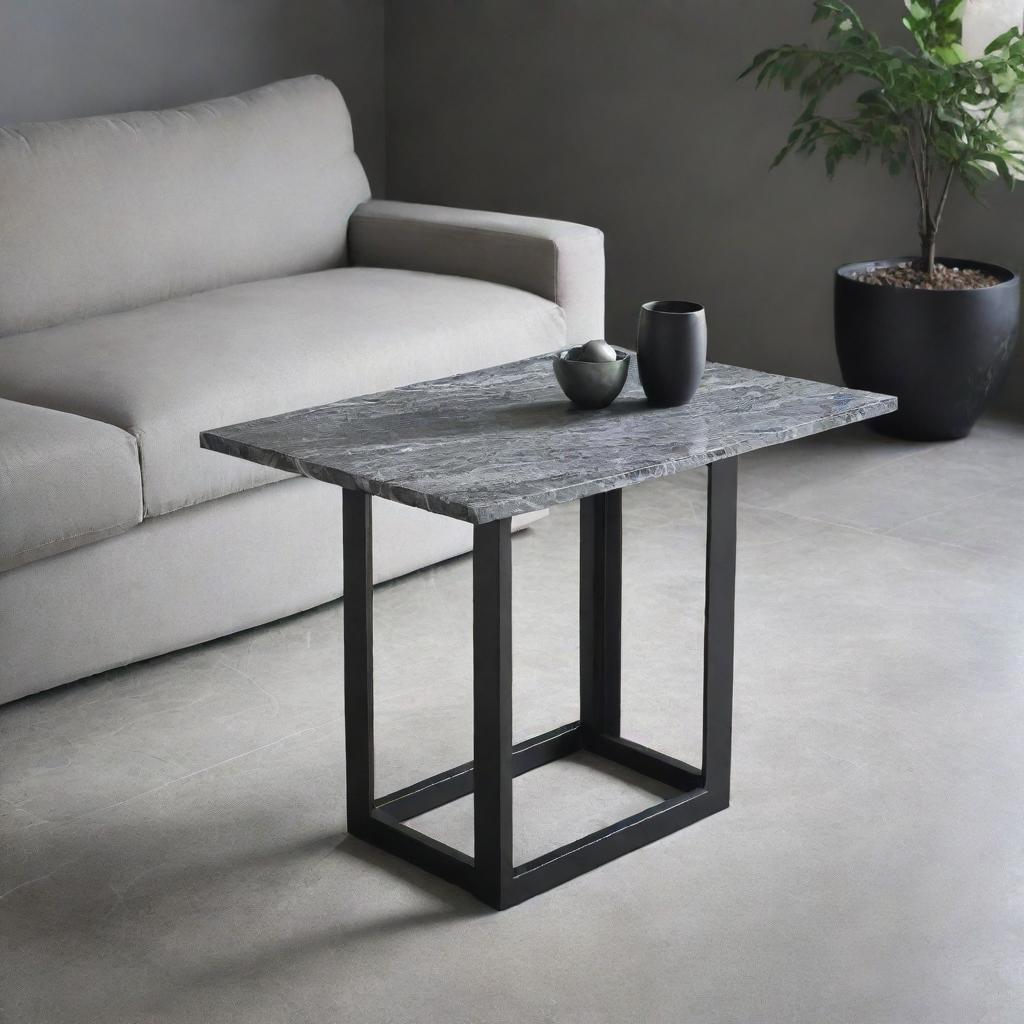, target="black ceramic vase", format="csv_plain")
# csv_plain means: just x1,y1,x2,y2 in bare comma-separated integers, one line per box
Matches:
835,258,1019,441
636,300,707,407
